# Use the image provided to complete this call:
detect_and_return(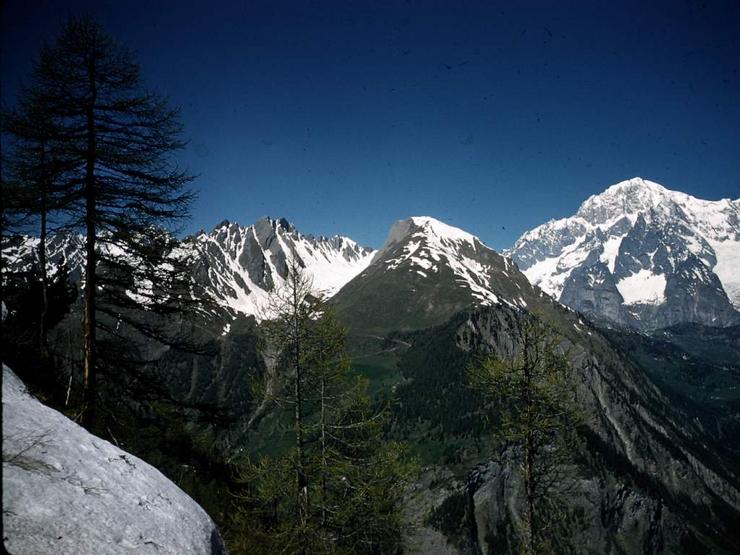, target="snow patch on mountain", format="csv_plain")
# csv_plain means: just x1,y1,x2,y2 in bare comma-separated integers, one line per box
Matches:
2,364,225,554
709,240,740,309
616,269,667,305
520,256,565,298
600,235,624,273
379,216,512,307
408,216,479,246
